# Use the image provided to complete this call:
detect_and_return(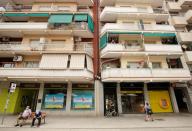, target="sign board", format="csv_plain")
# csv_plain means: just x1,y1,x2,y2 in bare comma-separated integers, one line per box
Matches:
10,83,17,93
